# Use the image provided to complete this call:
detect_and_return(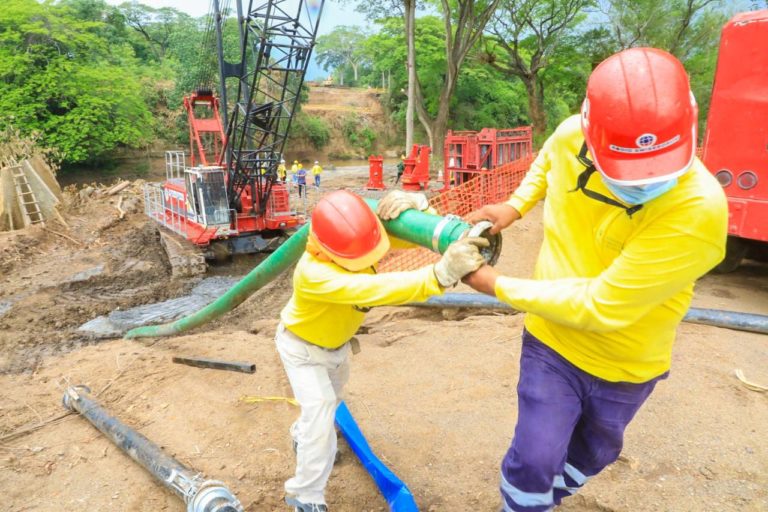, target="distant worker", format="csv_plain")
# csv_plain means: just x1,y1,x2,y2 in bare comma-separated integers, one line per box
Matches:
278,159,287,182
277,189,488,512
463,47,728,512
394,152,406,184
296,163,307,198
446,157,456,186
291,160,299,175
311,161,323,188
